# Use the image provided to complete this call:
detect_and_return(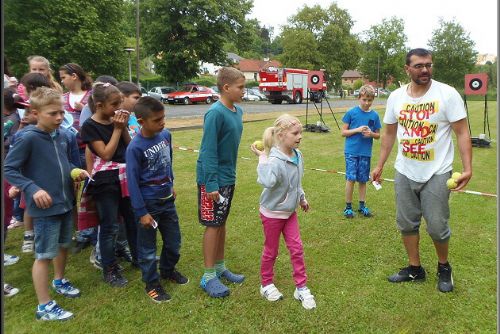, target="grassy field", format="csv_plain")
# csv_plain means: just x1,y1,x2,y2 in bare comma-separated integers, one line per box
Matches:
3,101,497,333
